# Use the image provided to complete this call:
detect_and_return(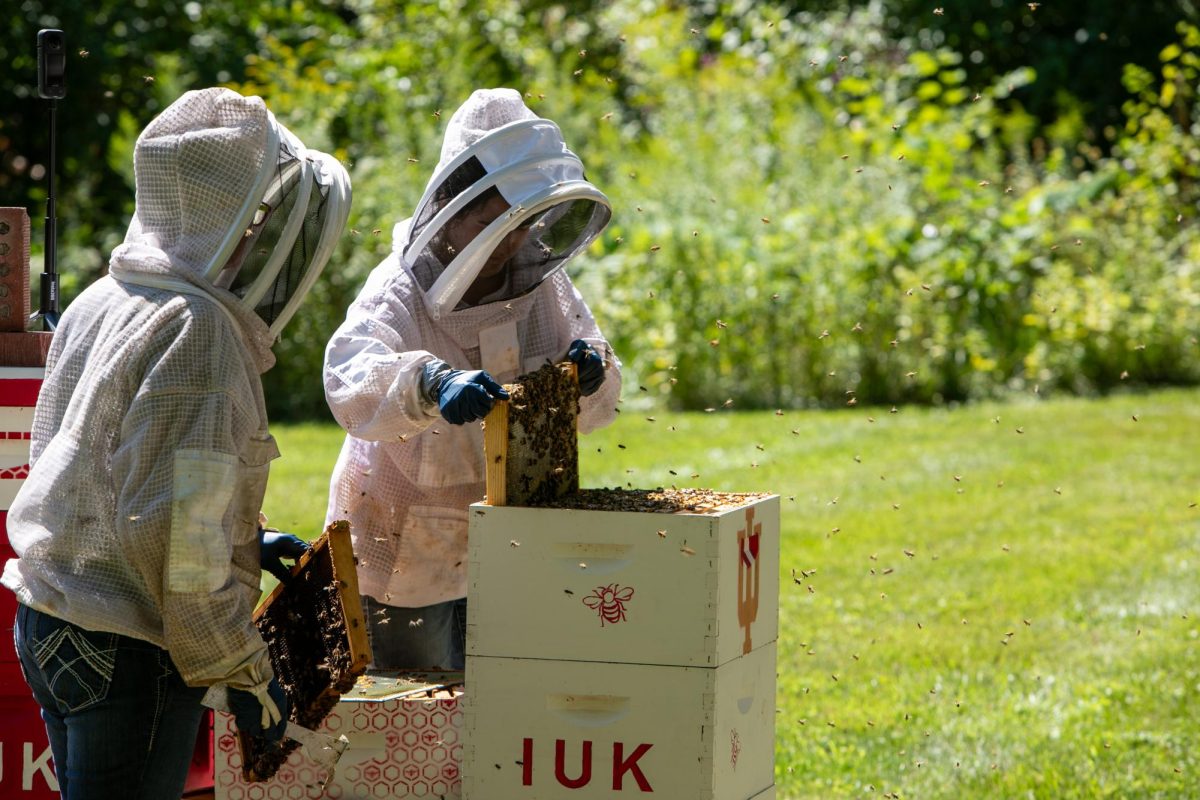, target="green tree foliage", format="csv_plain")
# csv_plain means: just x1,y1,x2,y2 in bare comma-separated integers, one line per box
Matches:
3,1,1199,416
